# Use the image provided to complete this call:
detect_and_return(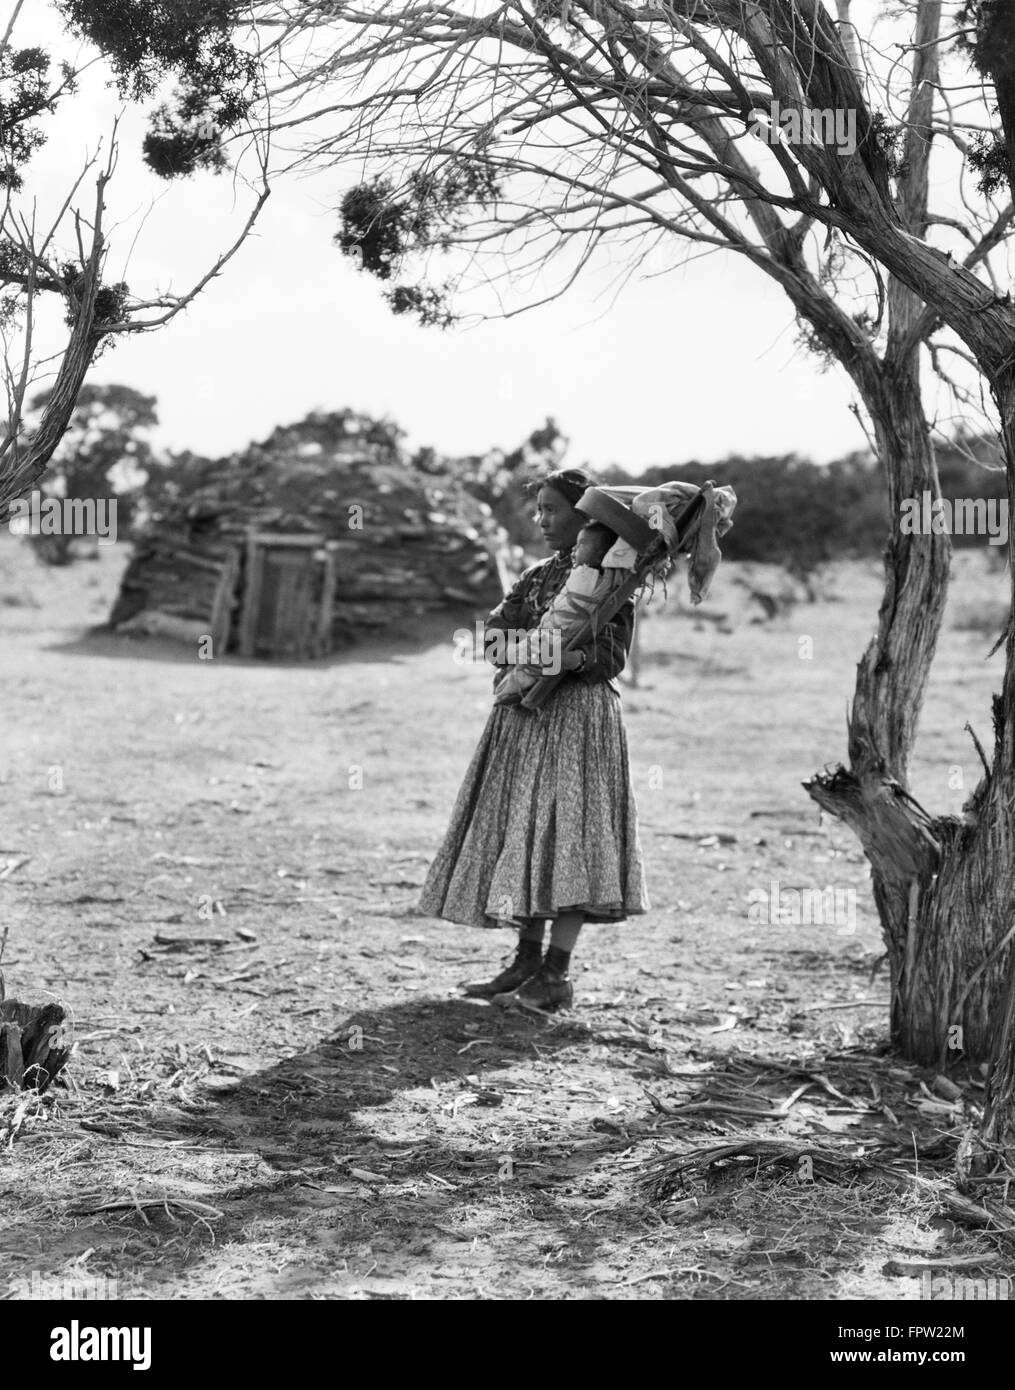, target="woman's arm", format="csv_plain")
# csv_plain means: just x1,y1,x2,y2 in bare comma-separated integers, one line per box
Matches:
520,602,635,679
483,564,539,664
571,600,635,683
